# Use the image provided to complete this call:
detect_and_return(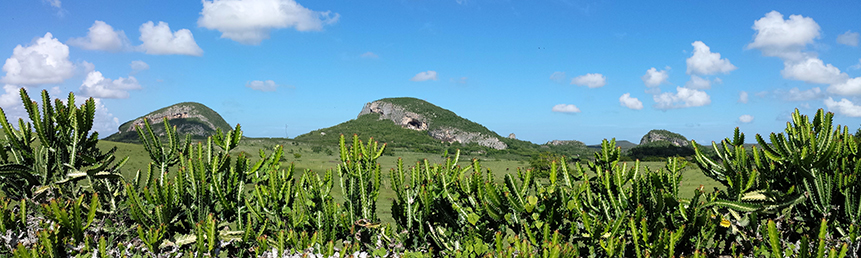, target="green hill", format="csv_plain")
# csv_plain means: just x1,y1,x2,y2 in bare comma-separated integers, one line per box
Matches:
294,97,592,159
104,102,231,143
